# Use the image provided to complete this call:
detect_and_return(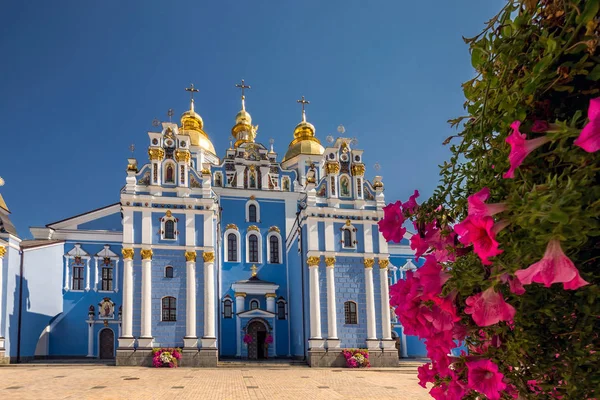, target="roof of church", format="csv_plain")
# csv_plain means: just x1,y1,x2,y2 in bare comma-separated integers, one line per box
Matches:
0,213,17,236
20,239,64,249
0,194,9,213
234,275,276,285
